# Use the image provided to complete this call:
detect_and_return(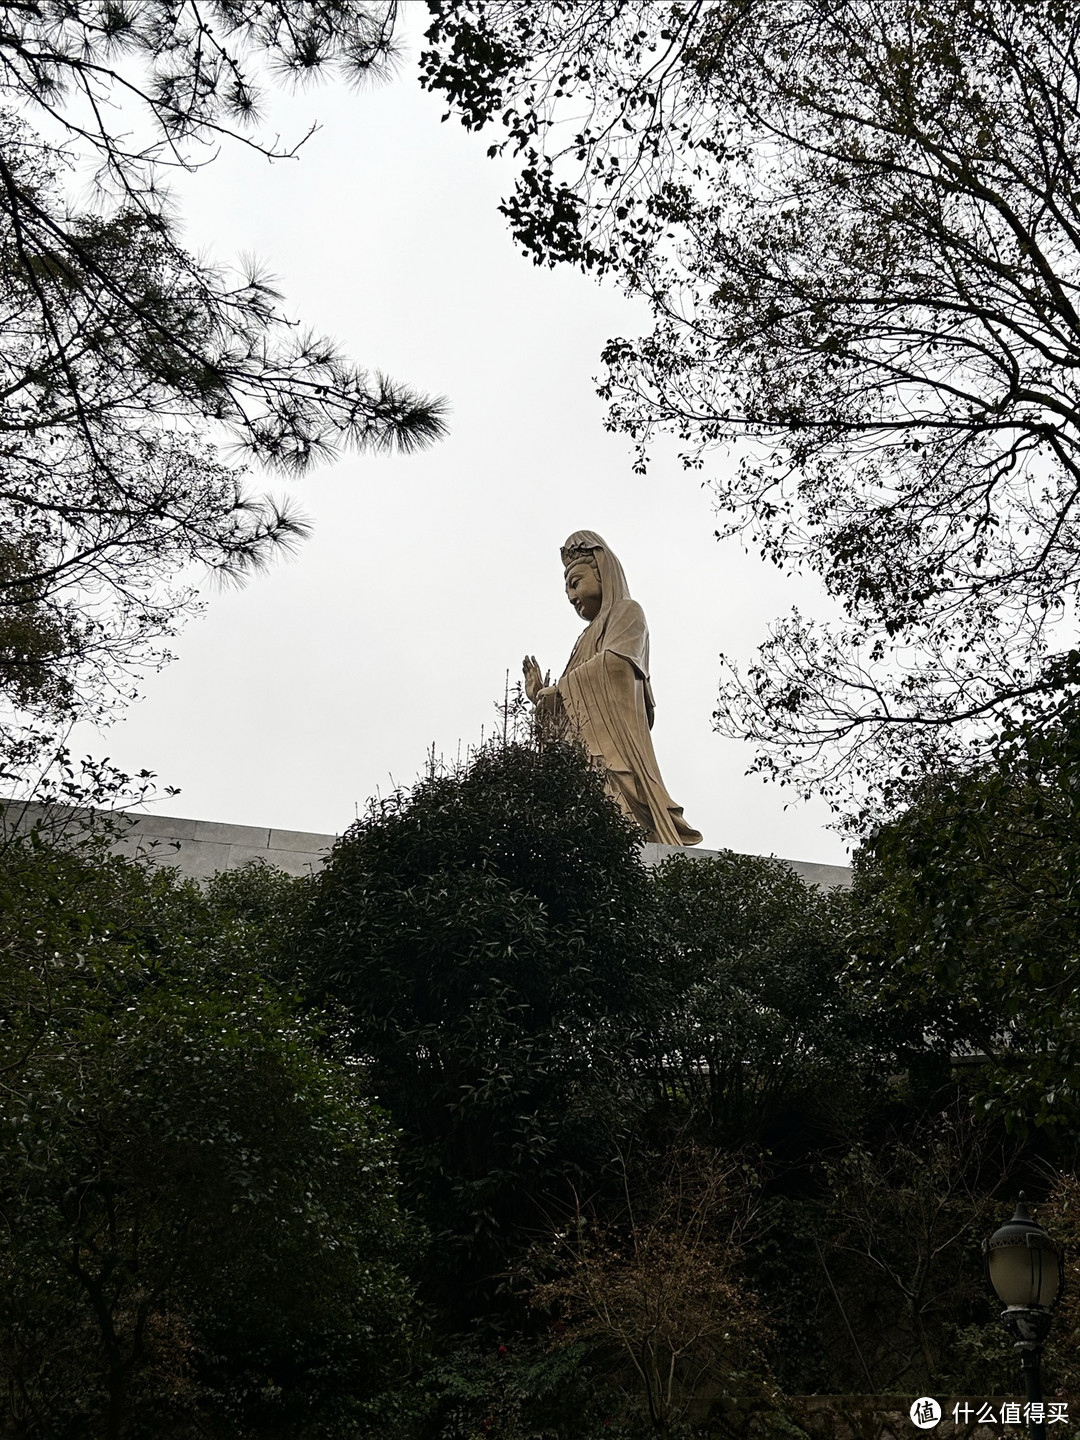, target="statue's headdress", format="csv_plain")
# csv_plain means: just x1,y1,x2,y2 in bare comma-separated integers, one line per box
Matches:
561,535,598,569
